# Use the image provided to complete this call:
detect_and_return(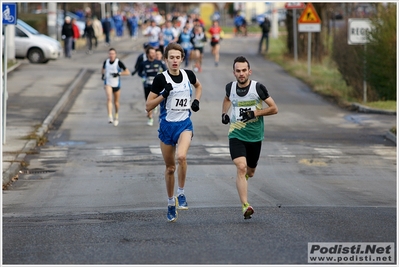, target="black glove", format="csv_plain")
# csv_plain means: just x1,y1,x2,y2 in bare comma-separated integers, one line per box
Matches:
160,83,173,98
191,99,200,112
241,110,255,122
131,70,137,76
101,74,105,80
222,113,230,124
112,72,120,78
